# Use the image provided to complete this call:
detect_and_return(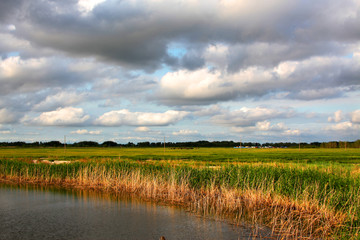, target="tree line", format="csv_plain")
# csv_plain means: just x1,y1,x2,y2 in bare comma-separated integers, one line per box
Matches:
0,140,359,148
